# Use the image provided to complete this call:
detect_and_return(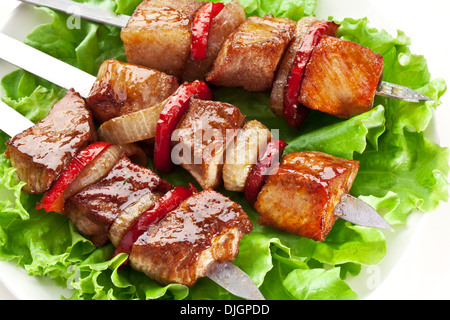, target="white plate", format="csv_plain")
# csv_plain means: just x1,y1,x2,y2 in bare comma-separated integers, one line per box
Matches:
0,0,449,300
